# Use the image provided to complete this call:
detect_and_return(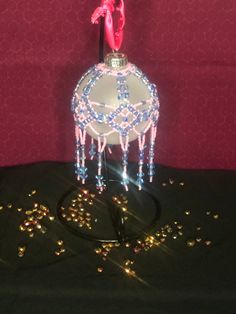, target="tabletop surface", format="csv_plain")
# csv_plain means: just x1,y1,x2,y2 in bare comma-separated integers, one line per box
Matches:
0,161,235,314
